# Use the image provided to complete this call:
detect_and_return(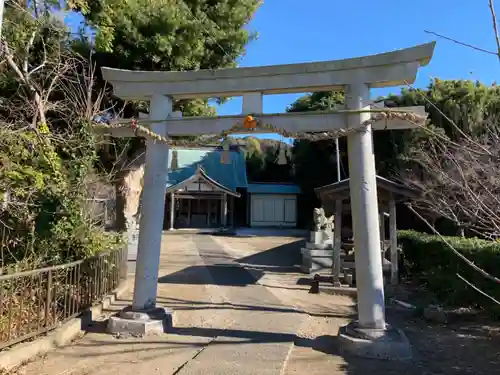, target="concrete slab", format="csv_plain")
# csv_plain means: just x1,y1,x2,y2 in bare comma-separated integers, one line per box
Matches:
338,322,411,361
107,307,175,336
176,235,305,375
